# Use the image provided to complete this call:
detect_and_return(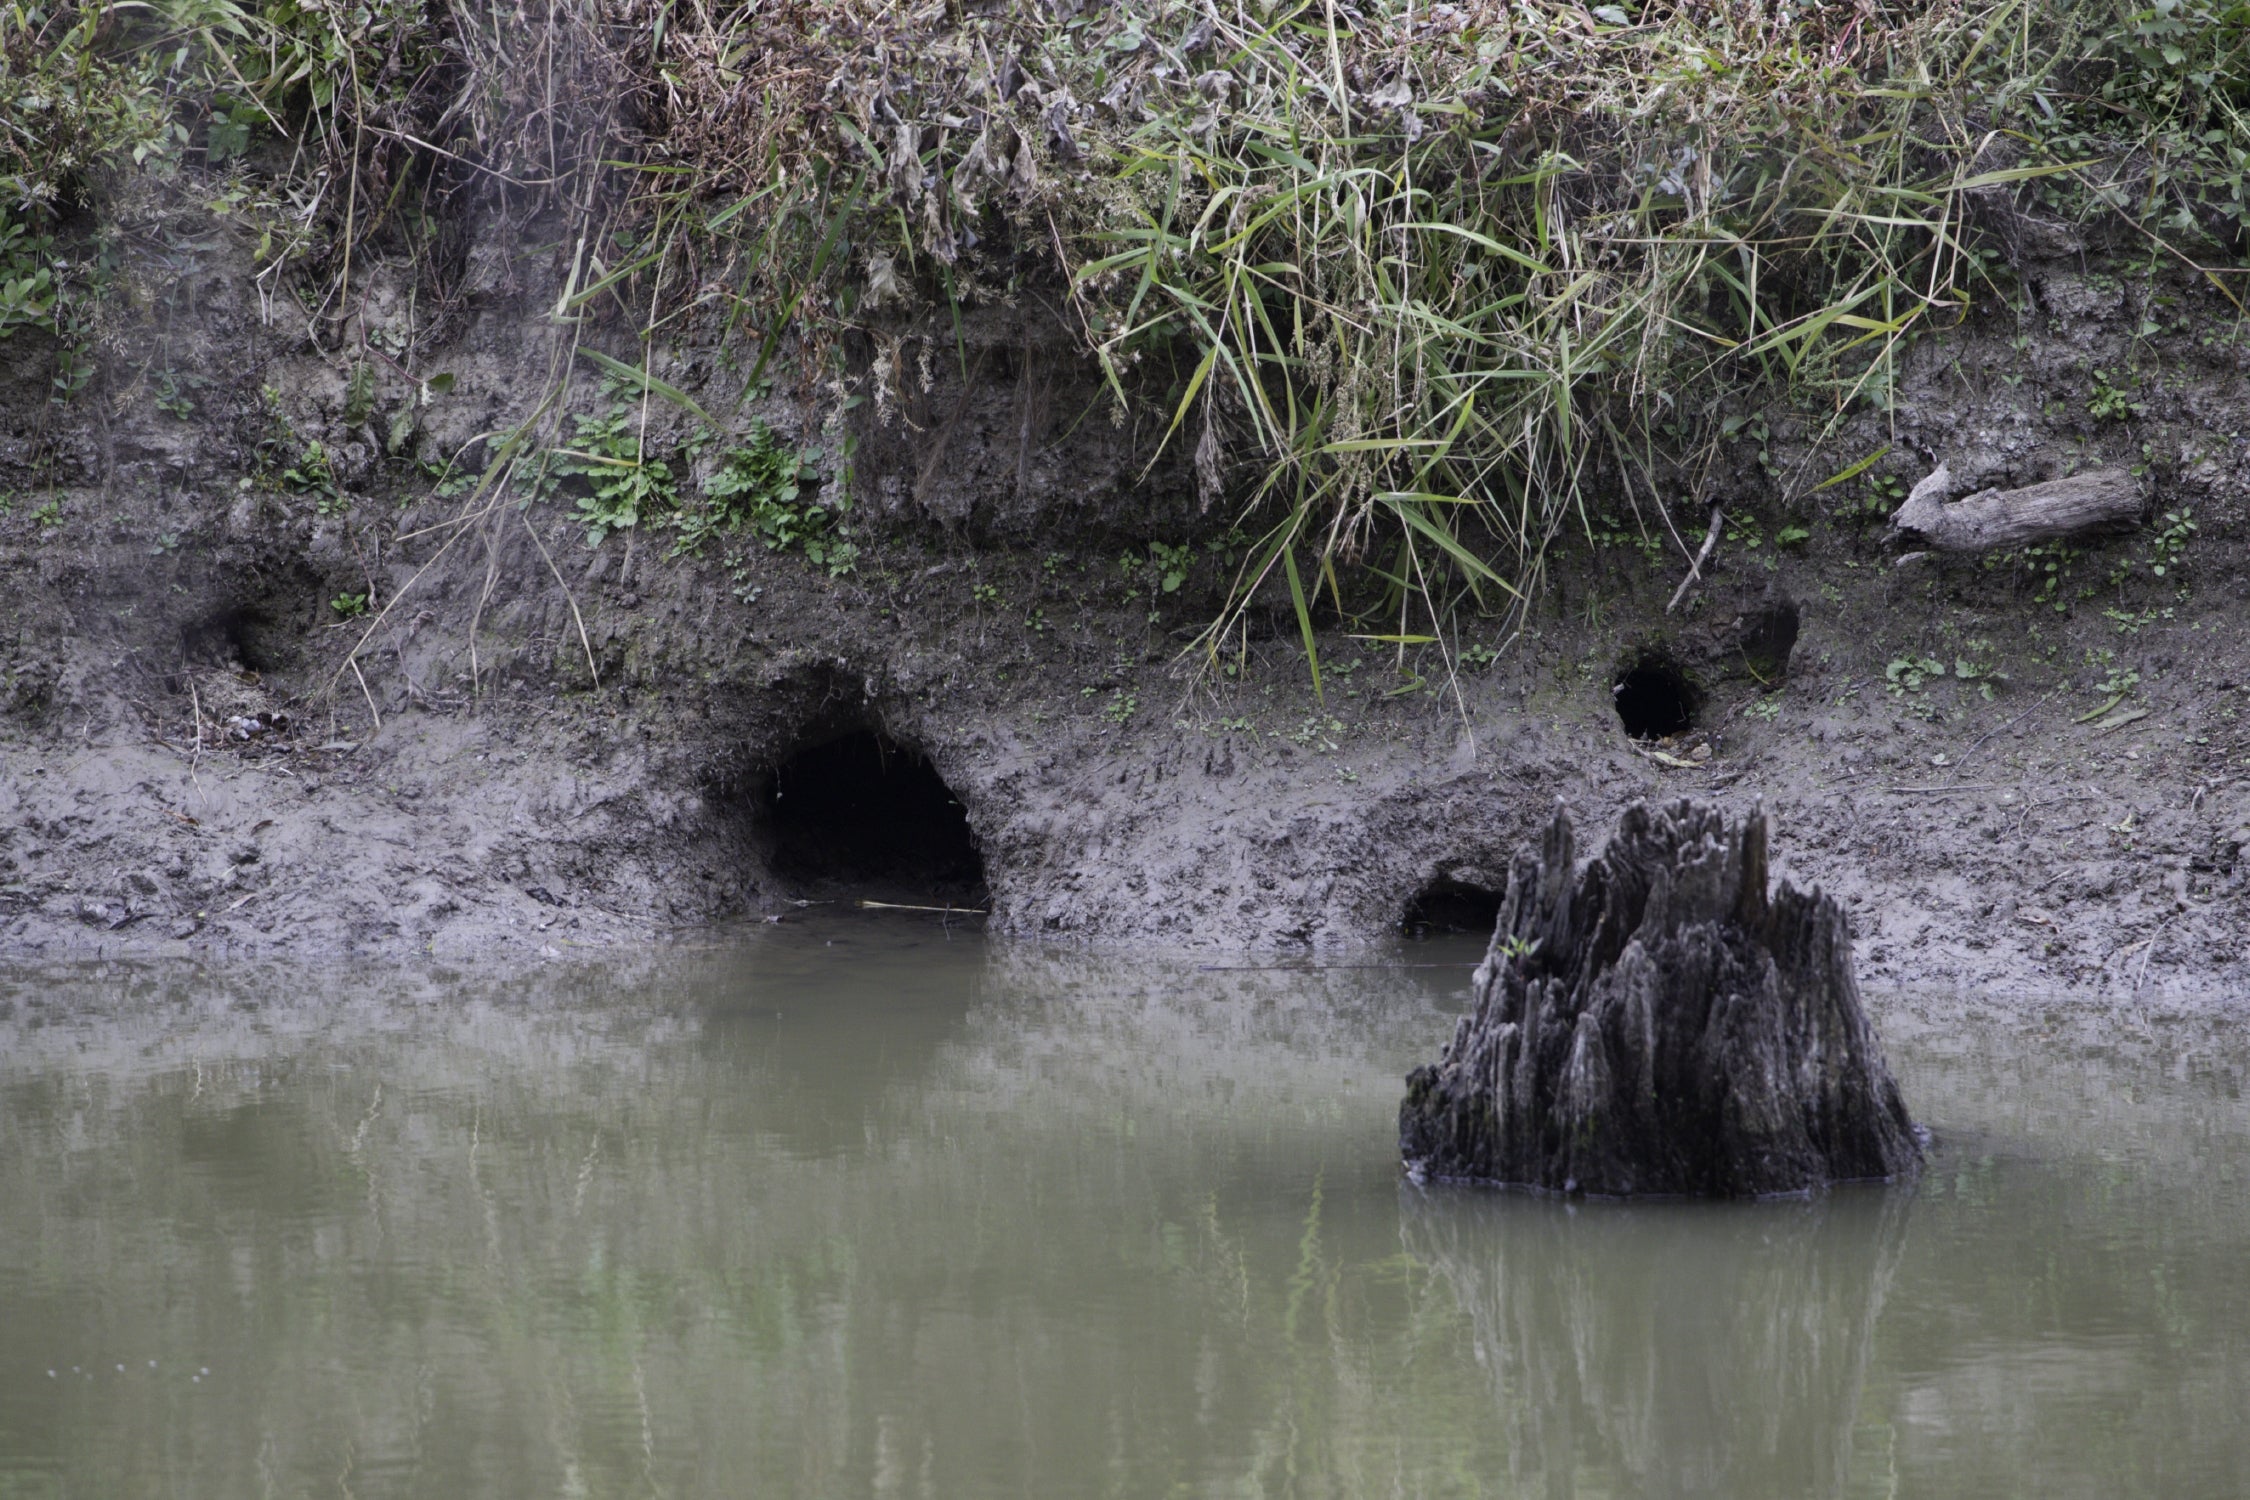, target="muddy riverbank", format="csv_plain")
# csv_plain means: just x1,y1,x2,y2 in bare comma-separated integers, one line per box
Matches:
3,216,2247,999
